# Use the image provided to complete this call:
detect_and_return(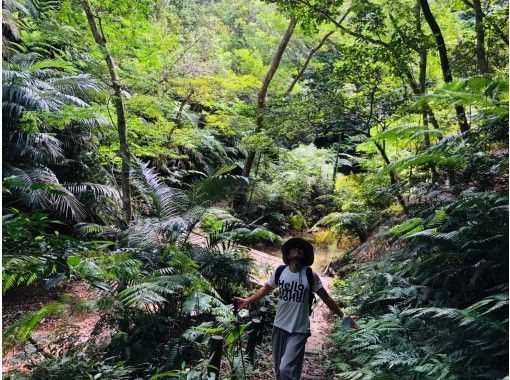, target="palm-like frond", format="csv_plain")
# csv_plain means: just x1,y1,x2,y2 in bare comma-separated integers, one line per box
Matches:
130,161,249,243
2,255,50,293
314,211,369,240
8,130,65,164
117,271,197,308
203,216,282,250
65,182,121,203
3,302,68,353
181,290,228,314
130,159,188,218
4,165,87,221
117,282,176,308
183,164,249,208
74,222,120,237
3,53,102,127
173,129,234,171
405,227,472,251
115,218,186,263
